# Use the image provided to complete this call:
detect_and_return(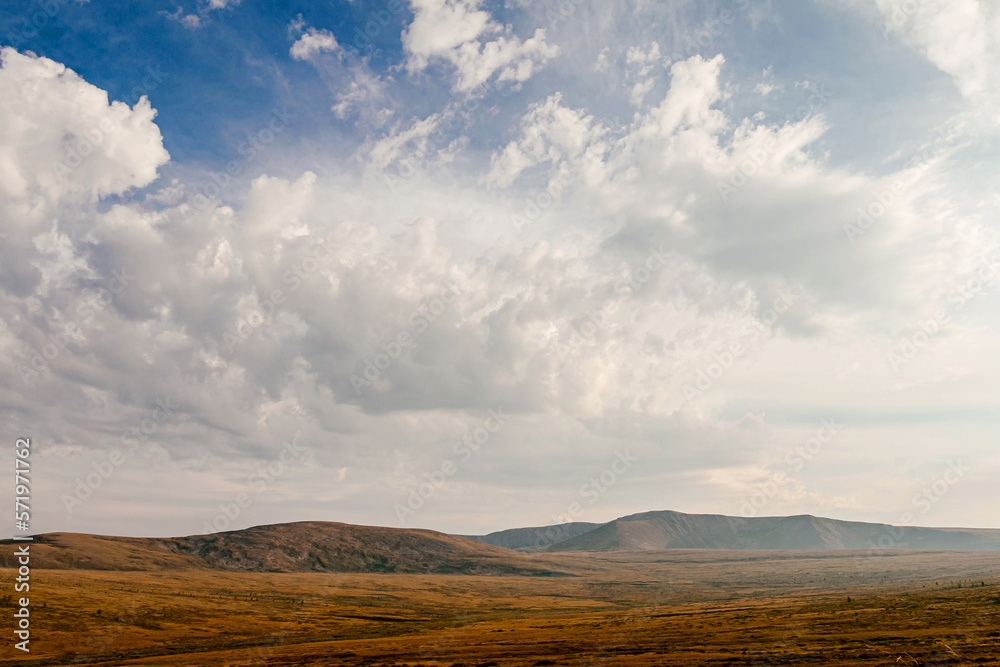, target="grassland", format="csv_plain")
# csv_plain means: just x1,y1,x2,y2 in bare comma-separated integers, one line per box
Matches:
3,549,1000,666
